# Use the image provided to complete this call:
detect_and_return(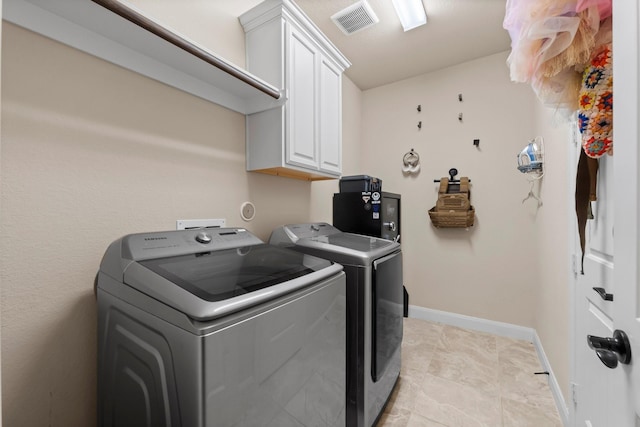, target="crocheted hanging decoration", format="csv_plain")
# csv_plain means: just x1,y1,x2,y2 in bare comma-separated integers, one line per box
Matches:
578,43,613,158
